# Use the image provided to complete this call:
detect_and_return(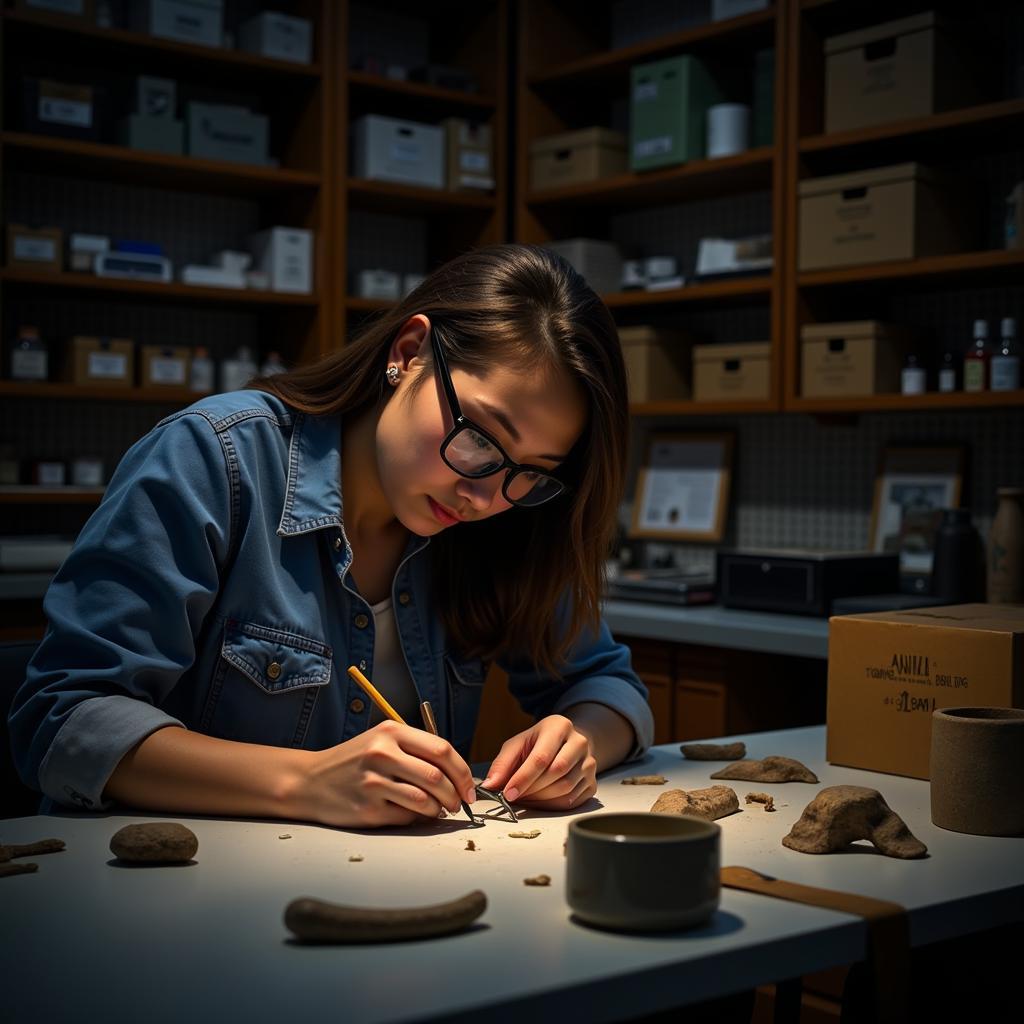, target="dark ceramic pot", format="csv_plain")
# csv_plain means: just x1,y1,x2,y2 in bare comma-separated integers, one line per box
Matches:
930,707,1024,836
